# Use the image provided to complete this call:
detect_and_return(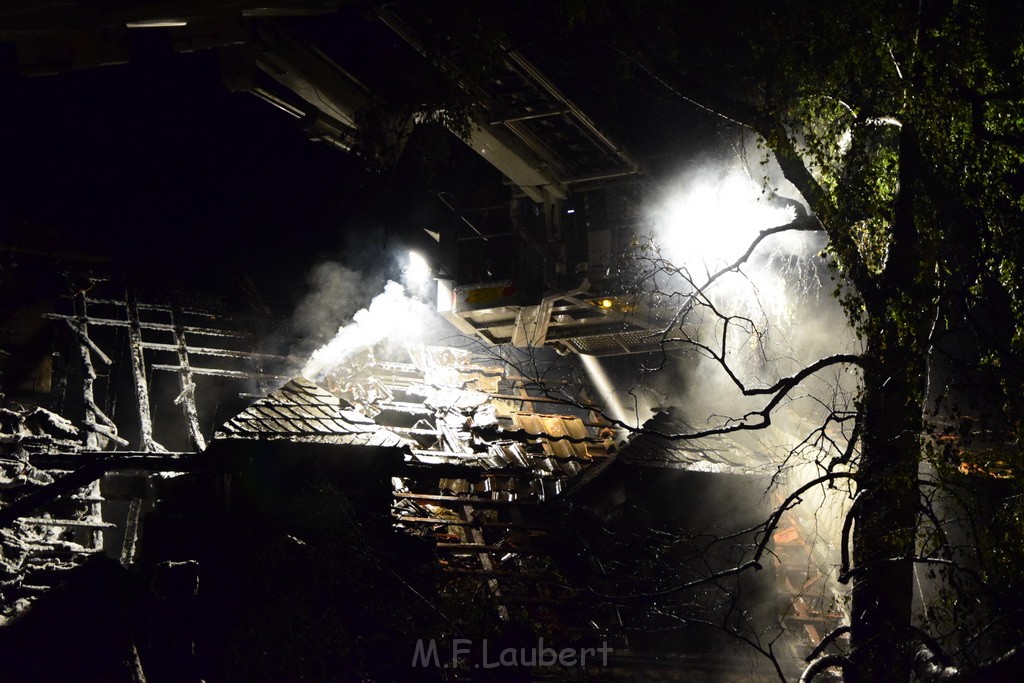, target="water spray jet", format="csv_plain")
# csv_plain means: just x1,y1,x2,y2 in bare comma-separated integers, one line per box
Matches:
580,354,631,428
